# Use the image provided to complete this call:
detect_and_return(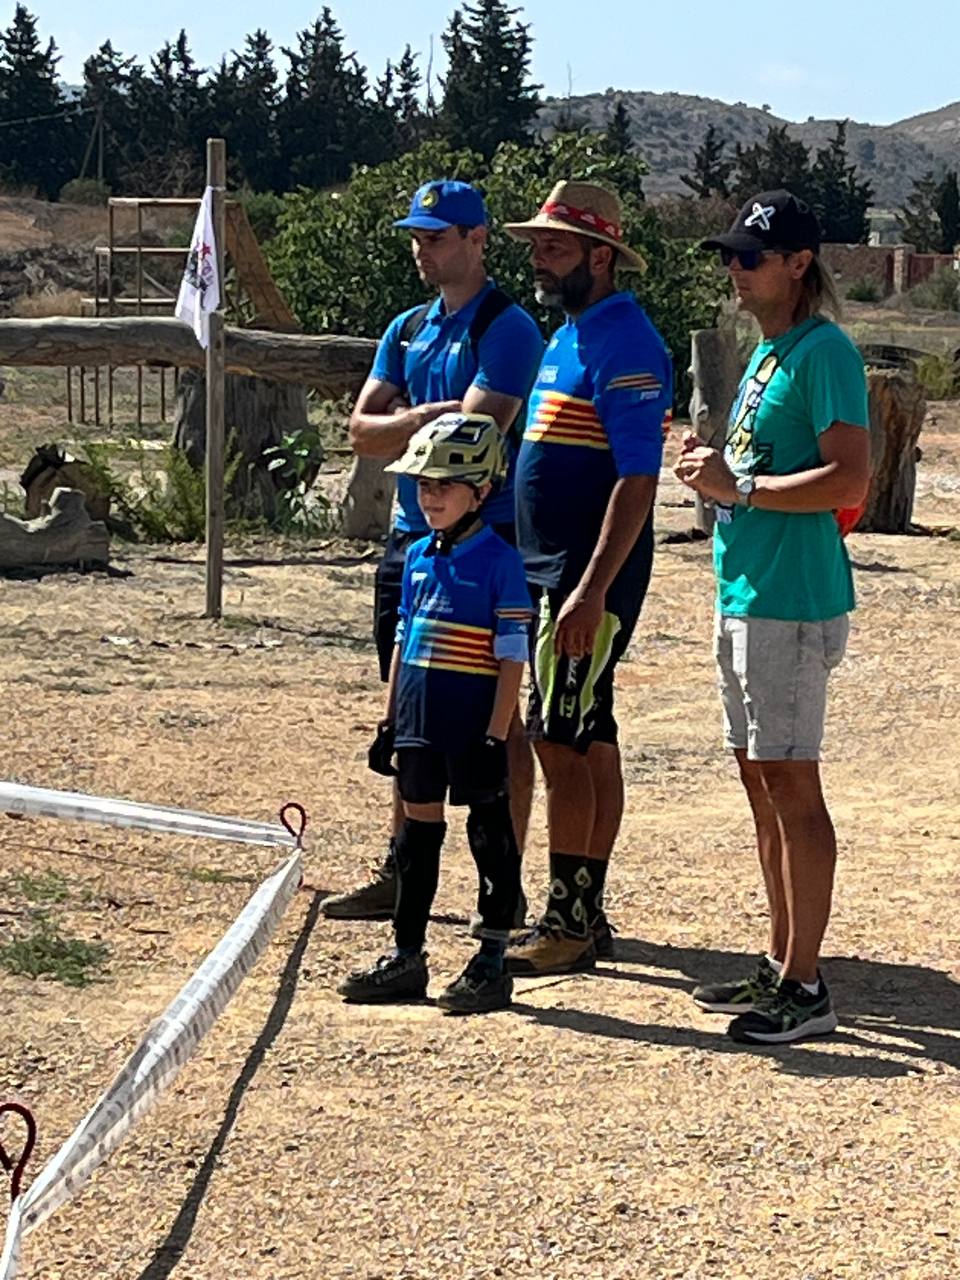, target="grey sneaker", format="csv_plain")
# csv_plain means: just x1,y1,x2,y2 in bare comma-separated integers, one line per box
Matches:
337,951,428,1003
727,977,838,1045
322,852,397,920
692,955,779,1014
437,955,513,1015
